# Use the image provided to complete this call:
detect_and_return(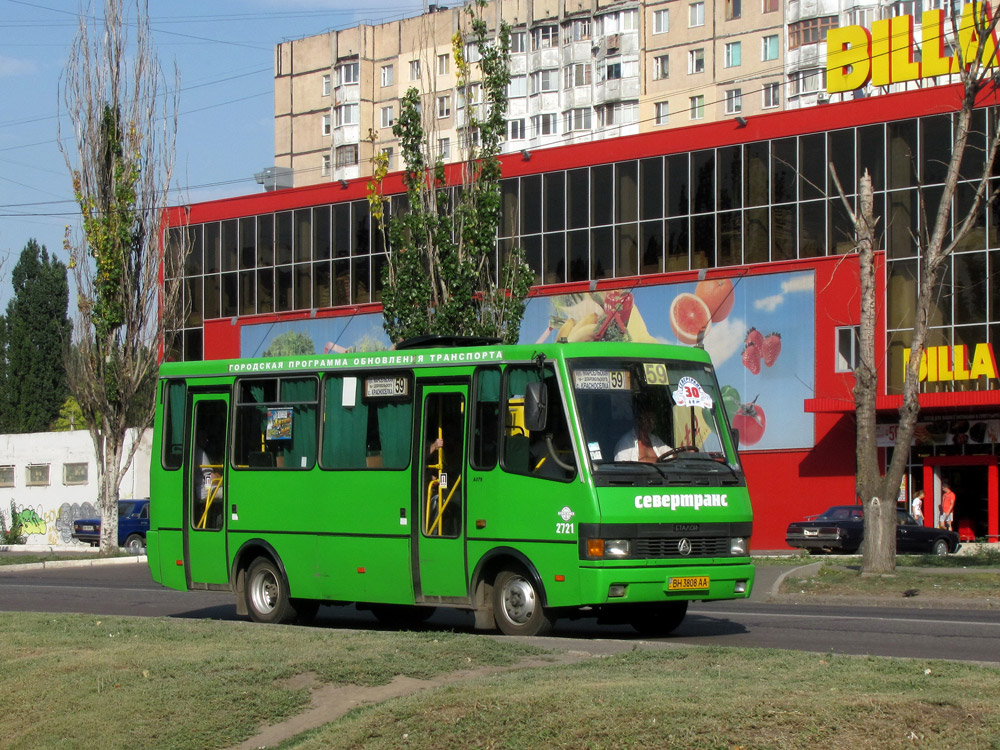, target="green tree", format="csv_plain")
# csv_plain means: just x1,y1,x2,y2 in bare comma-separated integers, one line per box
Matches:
262,331,315,357
59,0,183,555
51,396,85,431
371,0,531,345
0,239,70,433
